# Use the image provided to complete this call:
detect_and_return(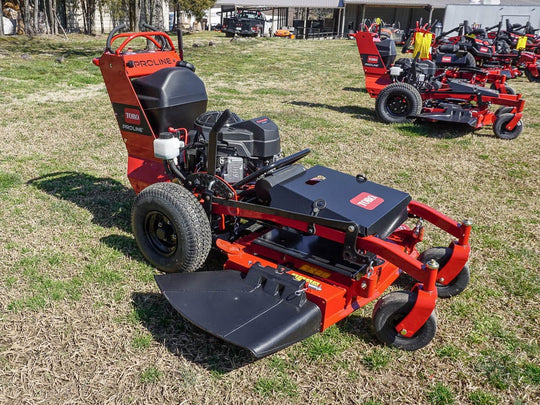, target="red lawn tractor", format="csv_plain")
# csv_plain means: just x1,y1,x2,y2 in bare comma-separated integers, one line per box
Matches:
355,30,526,139
94,26,472,357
